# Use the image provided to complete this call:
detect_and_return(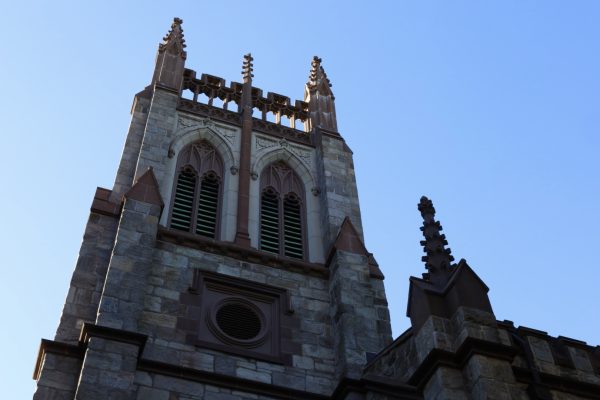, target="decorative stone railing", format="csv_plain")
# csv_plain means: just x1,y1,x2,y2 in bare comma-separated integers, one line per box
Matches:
180,68,312,144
